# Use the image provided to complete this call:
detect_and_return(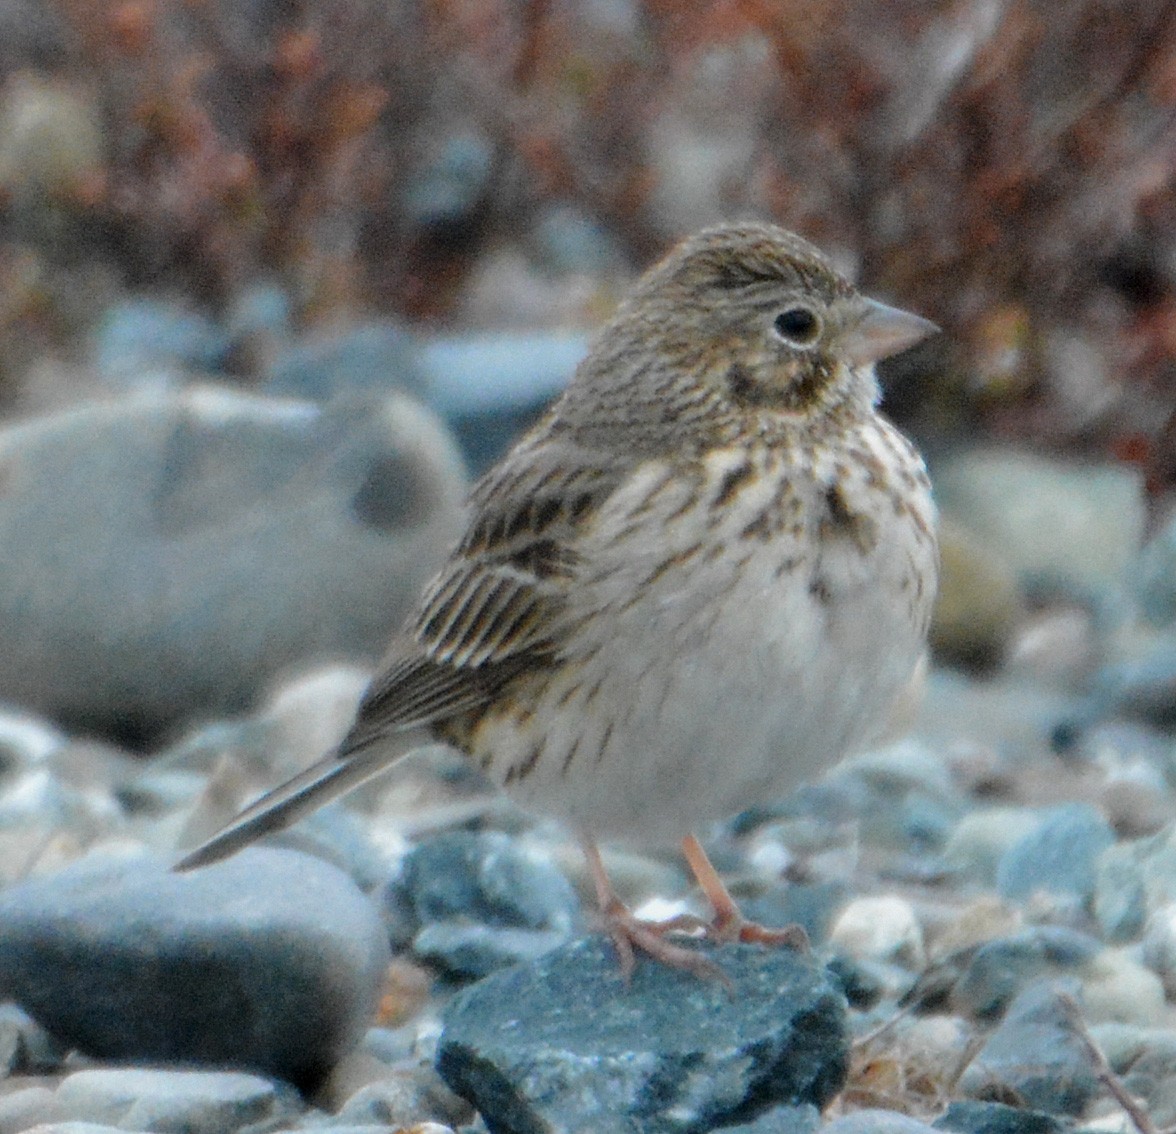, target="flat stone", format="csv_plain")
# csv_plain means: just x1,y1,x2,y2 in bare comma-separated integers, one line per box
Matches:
0,387,463,744
437,937,848,1134
959,980,1100,1116
0,848,389,1087
933,1100,1069,1134
53,1069,287,1134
